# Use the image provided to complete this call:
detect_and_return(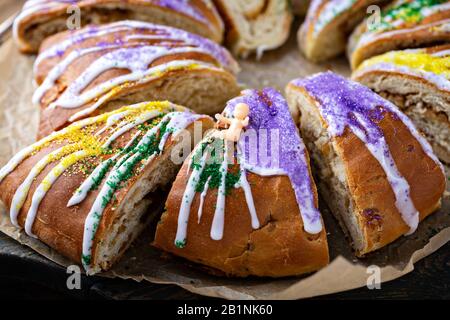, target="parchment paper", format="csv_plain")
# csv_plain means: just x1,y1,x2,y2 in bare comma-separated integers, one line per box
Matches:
0,33,449,300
